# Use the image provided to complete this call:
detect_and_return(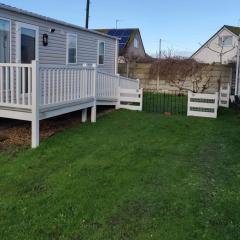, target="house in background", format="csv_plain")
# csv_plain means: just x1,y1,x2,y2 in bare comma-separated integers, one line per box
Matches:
192,25,240,64
96,28,146,62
